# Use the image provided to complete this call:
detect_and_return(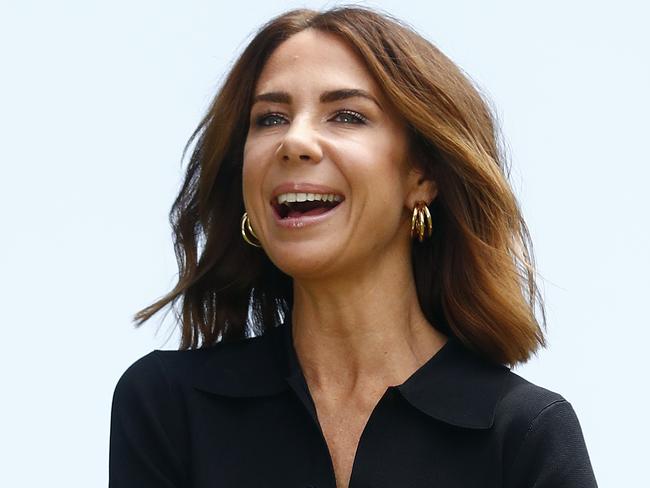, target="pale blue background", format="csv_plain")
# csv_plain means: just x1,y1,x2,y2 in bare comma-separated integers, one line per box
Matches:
1,0,648,486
